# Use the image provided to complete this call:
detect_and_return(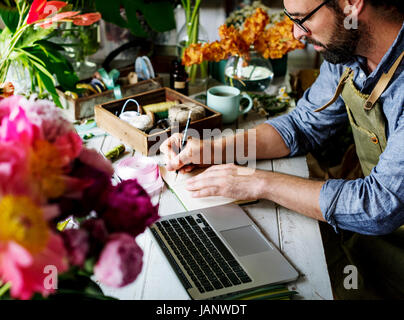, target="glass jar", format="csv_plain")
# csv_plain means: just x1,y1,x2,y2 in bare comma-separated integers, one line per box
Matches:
224,50,274,92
